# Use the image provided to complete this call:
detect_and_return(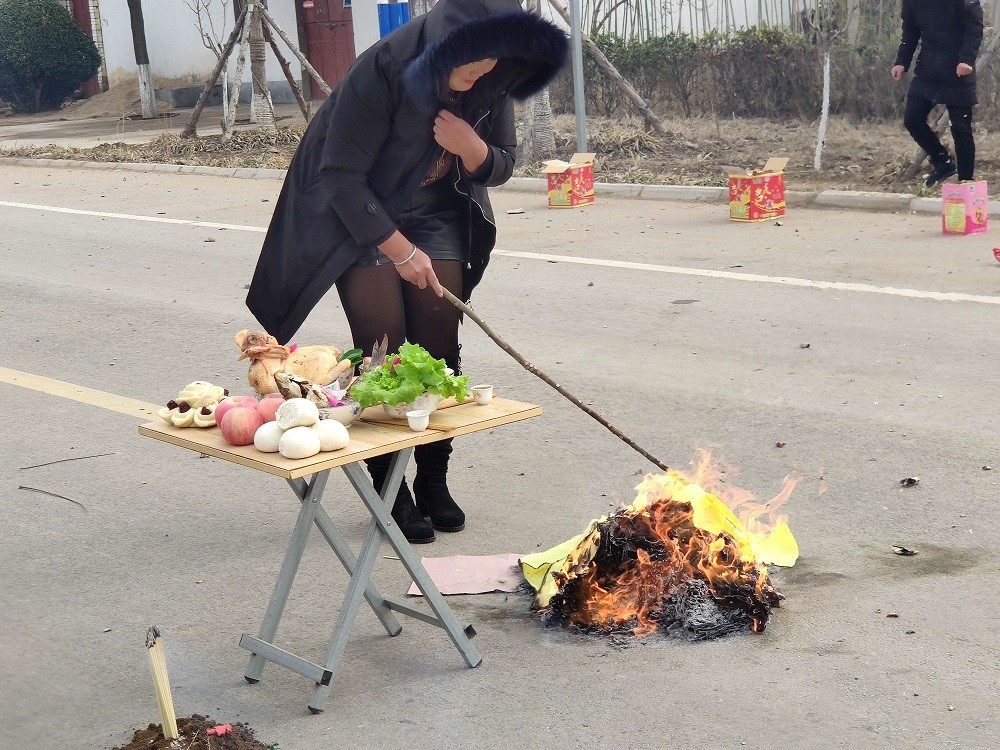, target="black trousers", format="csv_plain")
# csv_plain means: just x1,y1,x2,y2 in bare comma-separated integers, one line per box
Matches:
903,91,975,180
